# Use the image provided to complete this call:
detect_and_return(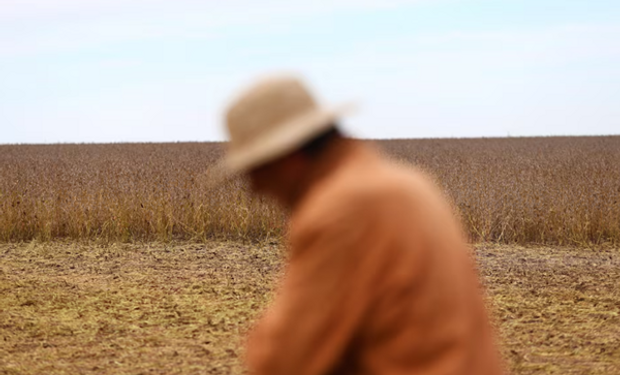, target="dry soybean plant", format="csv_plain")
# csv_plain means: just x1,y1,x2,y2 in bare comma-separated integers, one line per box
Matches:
1,136,619,244
0,143,284,243
382,136,620,245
